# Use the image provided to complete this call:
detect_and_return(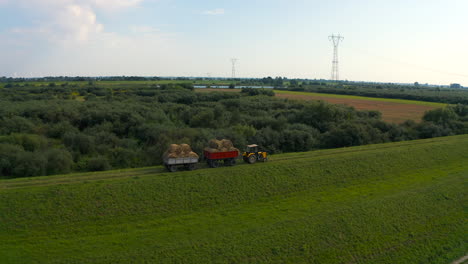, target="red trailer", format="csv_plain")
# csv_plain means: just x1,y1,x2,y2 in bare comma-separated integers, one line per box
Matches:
204,150,239,168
